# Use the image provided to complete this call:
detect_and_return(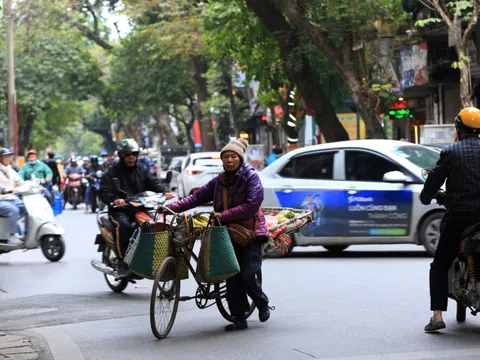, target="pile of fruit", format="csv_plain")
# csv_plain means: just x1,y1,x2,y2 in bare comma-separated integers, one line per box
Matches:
265,210,296,230
192,213,210,228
